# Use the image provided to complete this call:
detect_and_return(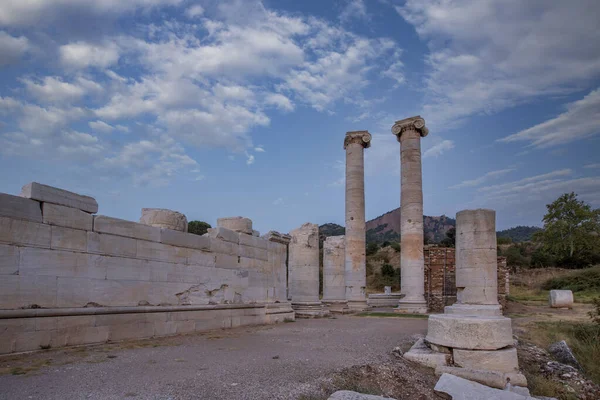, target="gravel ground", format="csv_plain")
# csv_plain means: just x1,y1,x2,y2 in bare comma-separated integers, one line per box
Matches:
0,315,427,400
